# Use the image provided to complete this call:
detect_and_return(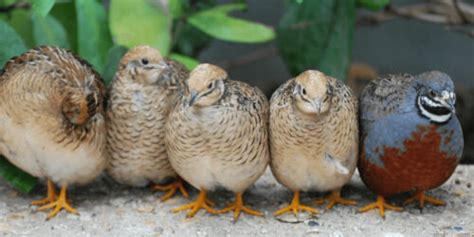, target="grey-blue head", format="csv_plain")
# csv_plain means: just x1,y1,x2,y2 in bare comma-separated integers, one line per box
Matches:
413,71,456,124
